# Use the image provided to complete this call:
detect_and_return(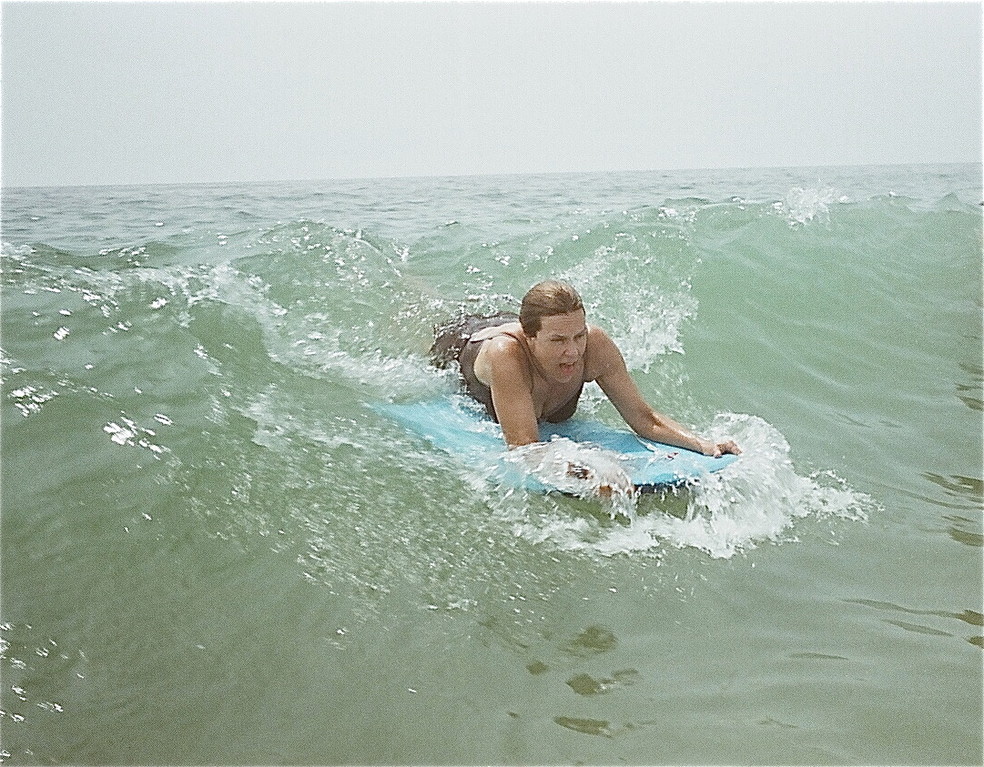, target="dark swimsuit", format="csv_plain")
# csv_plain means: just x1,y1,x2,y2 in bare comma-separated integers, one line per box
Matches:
430,313,583,424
